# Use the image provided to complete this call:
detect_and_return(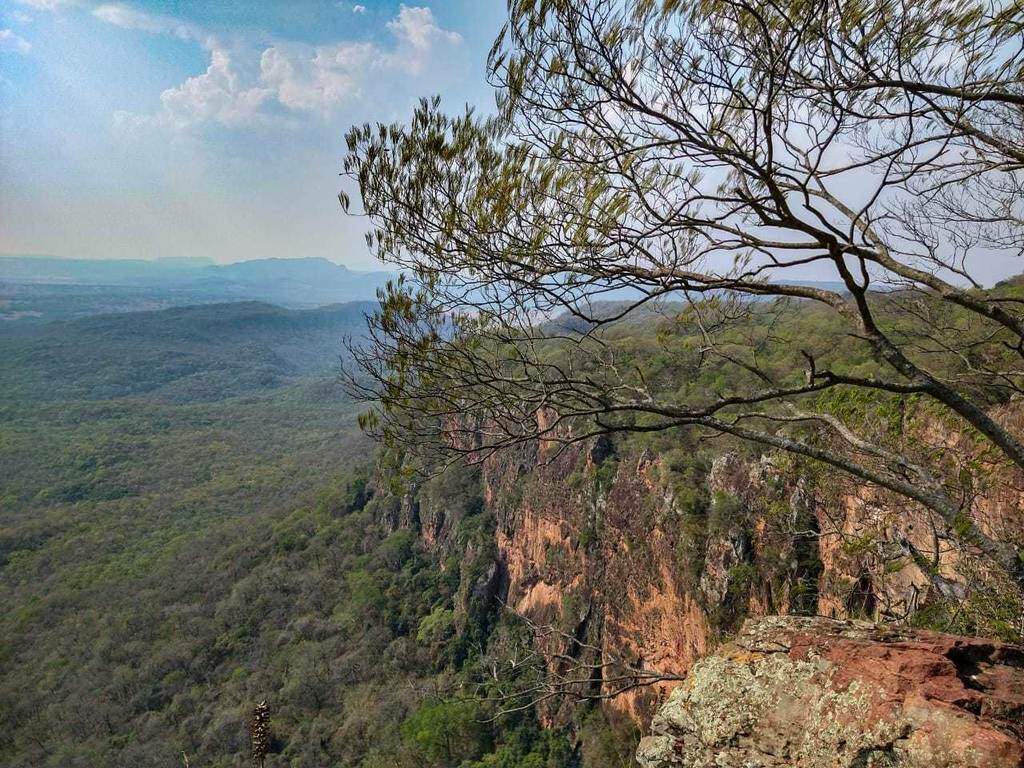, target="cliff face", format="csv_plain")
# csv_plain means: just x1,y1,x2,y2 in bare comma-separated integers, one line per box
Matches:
481,439,714,725
382,419,1023,734
637,616,1024,768
477,427,1022,727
